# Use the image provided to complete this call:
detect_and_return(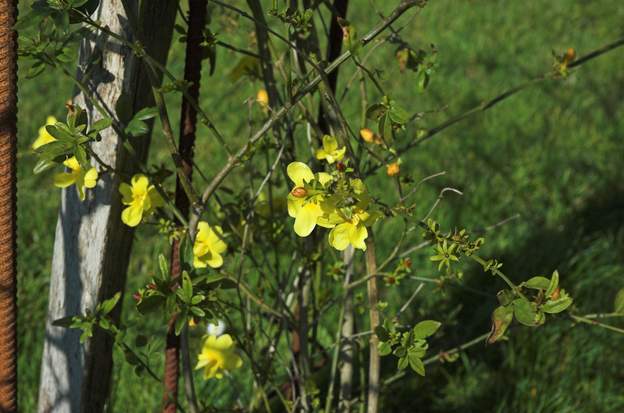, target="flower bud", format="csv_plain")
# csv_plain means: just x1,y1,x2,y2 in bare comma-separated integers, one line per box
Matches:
132,292,142,302
563,48,576,64
256,89,269,108
291,186,307,198
336,162,346,172
360,128,375,143
386,162,400,177
550,287,560,300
